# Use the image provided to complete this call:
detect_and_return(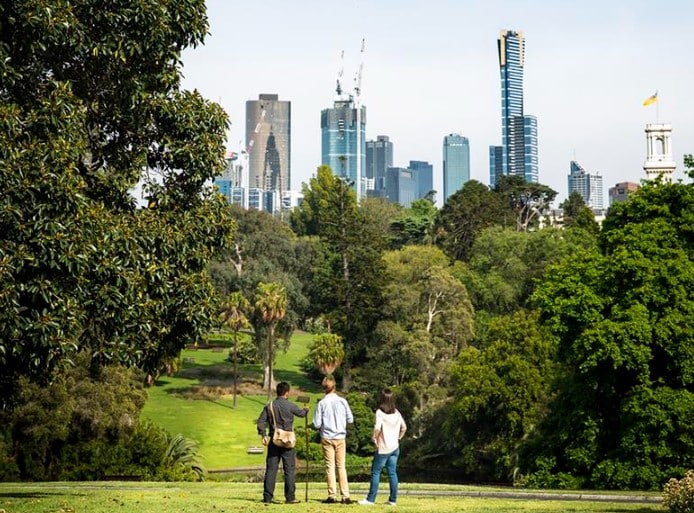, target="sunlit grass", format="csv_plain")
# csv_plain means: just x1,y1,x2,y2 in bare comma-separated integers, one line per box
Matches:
0,482,662,513
141,331,322,469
